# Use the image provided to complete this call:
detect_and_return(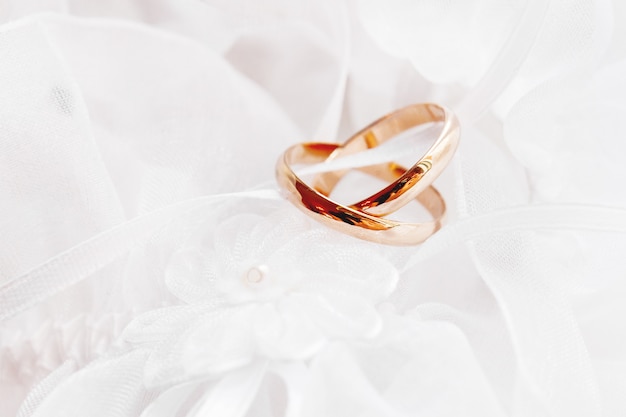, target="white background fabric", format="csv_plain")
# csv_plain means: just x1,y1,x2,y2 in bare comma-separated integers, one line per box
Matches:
1,0,626,416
